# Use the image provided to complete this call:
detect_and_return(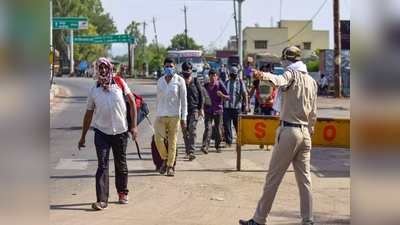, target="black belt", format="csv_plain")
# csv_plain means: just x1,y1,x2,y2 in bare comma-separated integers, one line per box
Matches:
280,121,305,128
